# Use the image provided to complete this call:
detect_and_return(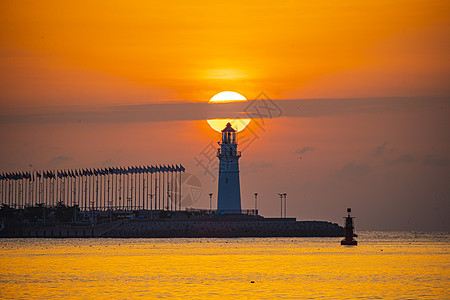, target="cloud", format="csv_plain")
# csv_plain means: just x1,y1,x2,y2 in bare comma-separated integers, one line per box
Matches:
1,96,447,125
244,161,274,174
295,146,314,154
336,161,372,177
373,142,387,156
422,154,450,167
48,155,72,167
385,154,416,165
100,158,121,167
